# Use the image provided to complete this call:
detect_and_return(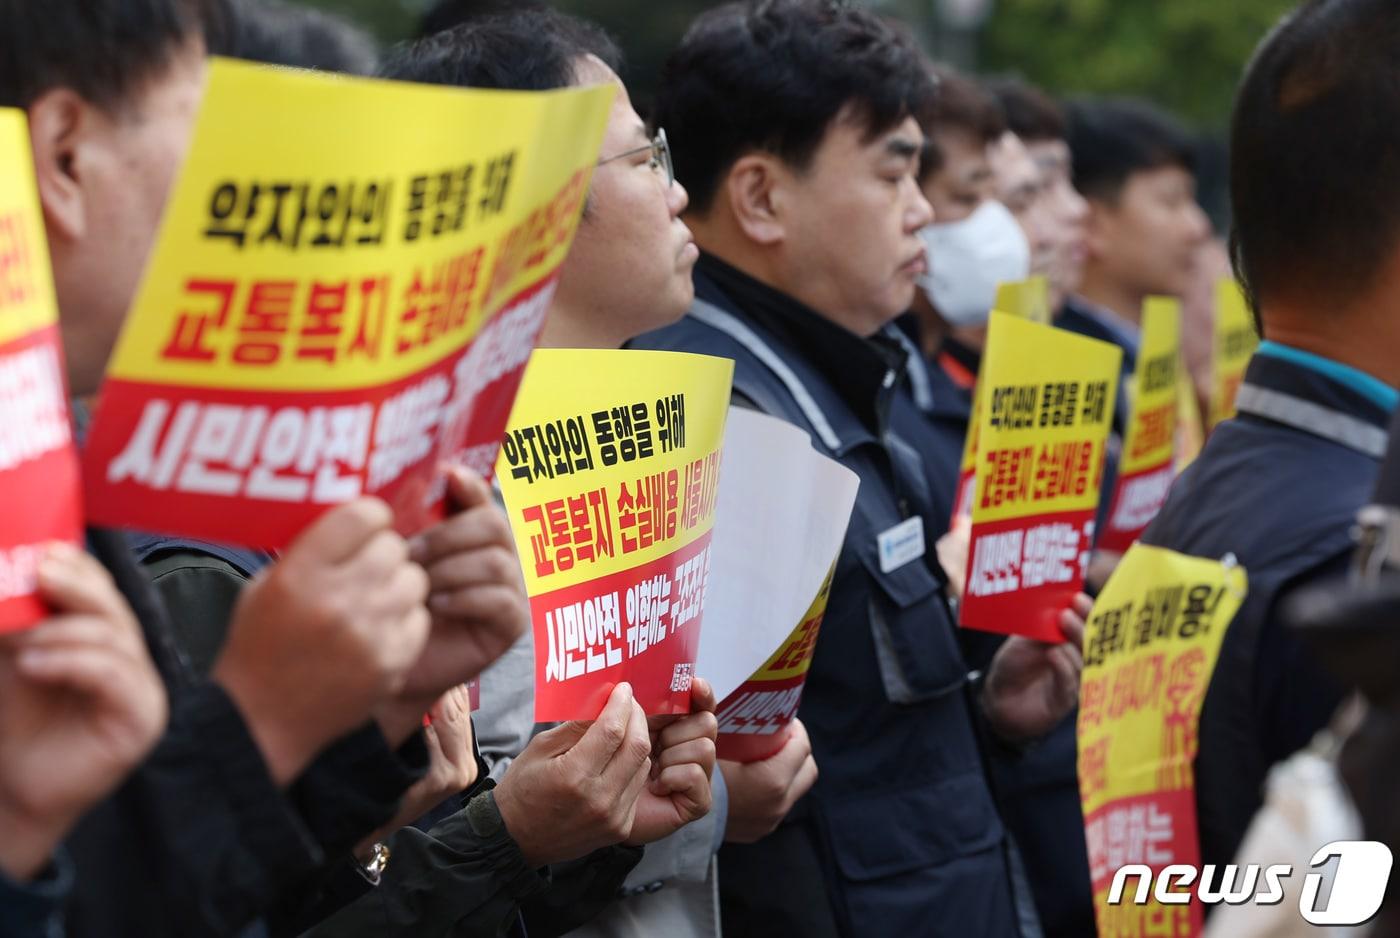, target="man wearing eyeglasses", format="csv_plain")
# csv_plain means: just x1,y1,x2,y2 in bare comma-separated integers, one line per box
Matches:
302,10,799,938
